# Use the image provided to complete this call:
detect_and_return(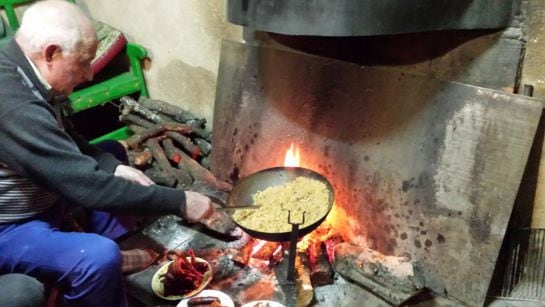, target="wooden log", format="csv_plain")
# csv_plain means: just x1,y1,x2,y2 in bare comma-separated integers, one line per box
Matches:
194,137,212,155
323,234,343,264
251,241,281,261
144,137,179,185
332,243,422,305
231,237,256,266
127,124,147,135
162,139,232,192
296,252,314,307
123,122,192,149
120,96,172,124
138,96,200,123
308,240,334,287
165,131,201,159
131,149,153,167
173,168,194,189
144,165,176,187
200,156,211,169
119,113,155,129
192,129,212,143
